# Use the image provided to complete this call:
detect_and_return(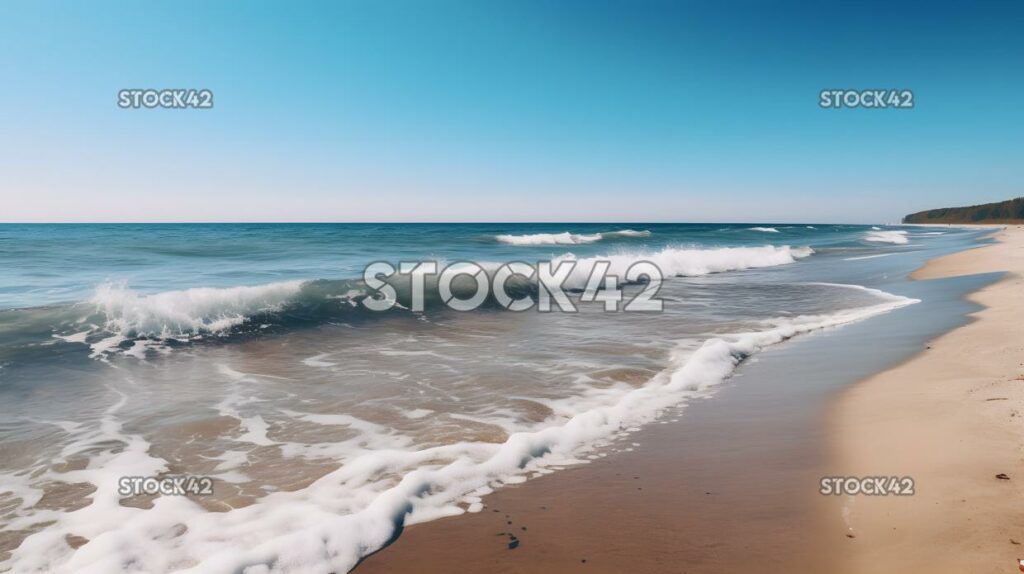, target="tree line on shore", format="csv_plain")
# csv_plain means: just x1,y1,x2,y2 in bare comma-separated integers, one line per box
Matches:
903,197,1024,224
